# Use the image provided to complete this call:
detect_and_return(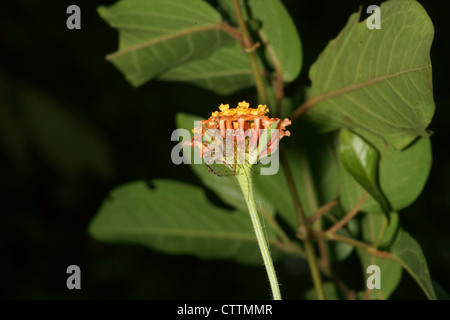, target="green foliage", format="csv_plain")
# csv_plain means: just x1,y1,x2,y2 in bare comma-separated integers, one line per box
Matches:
91,0,439,300
391,230,437,300
339,131,432,215
308,0,434,150
357,214,403,300
245,0,303,82
305,282,339,300
159,42,255,95
89,179,283,265
217,0,303,82
338,128,390,216
99,0,235,87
